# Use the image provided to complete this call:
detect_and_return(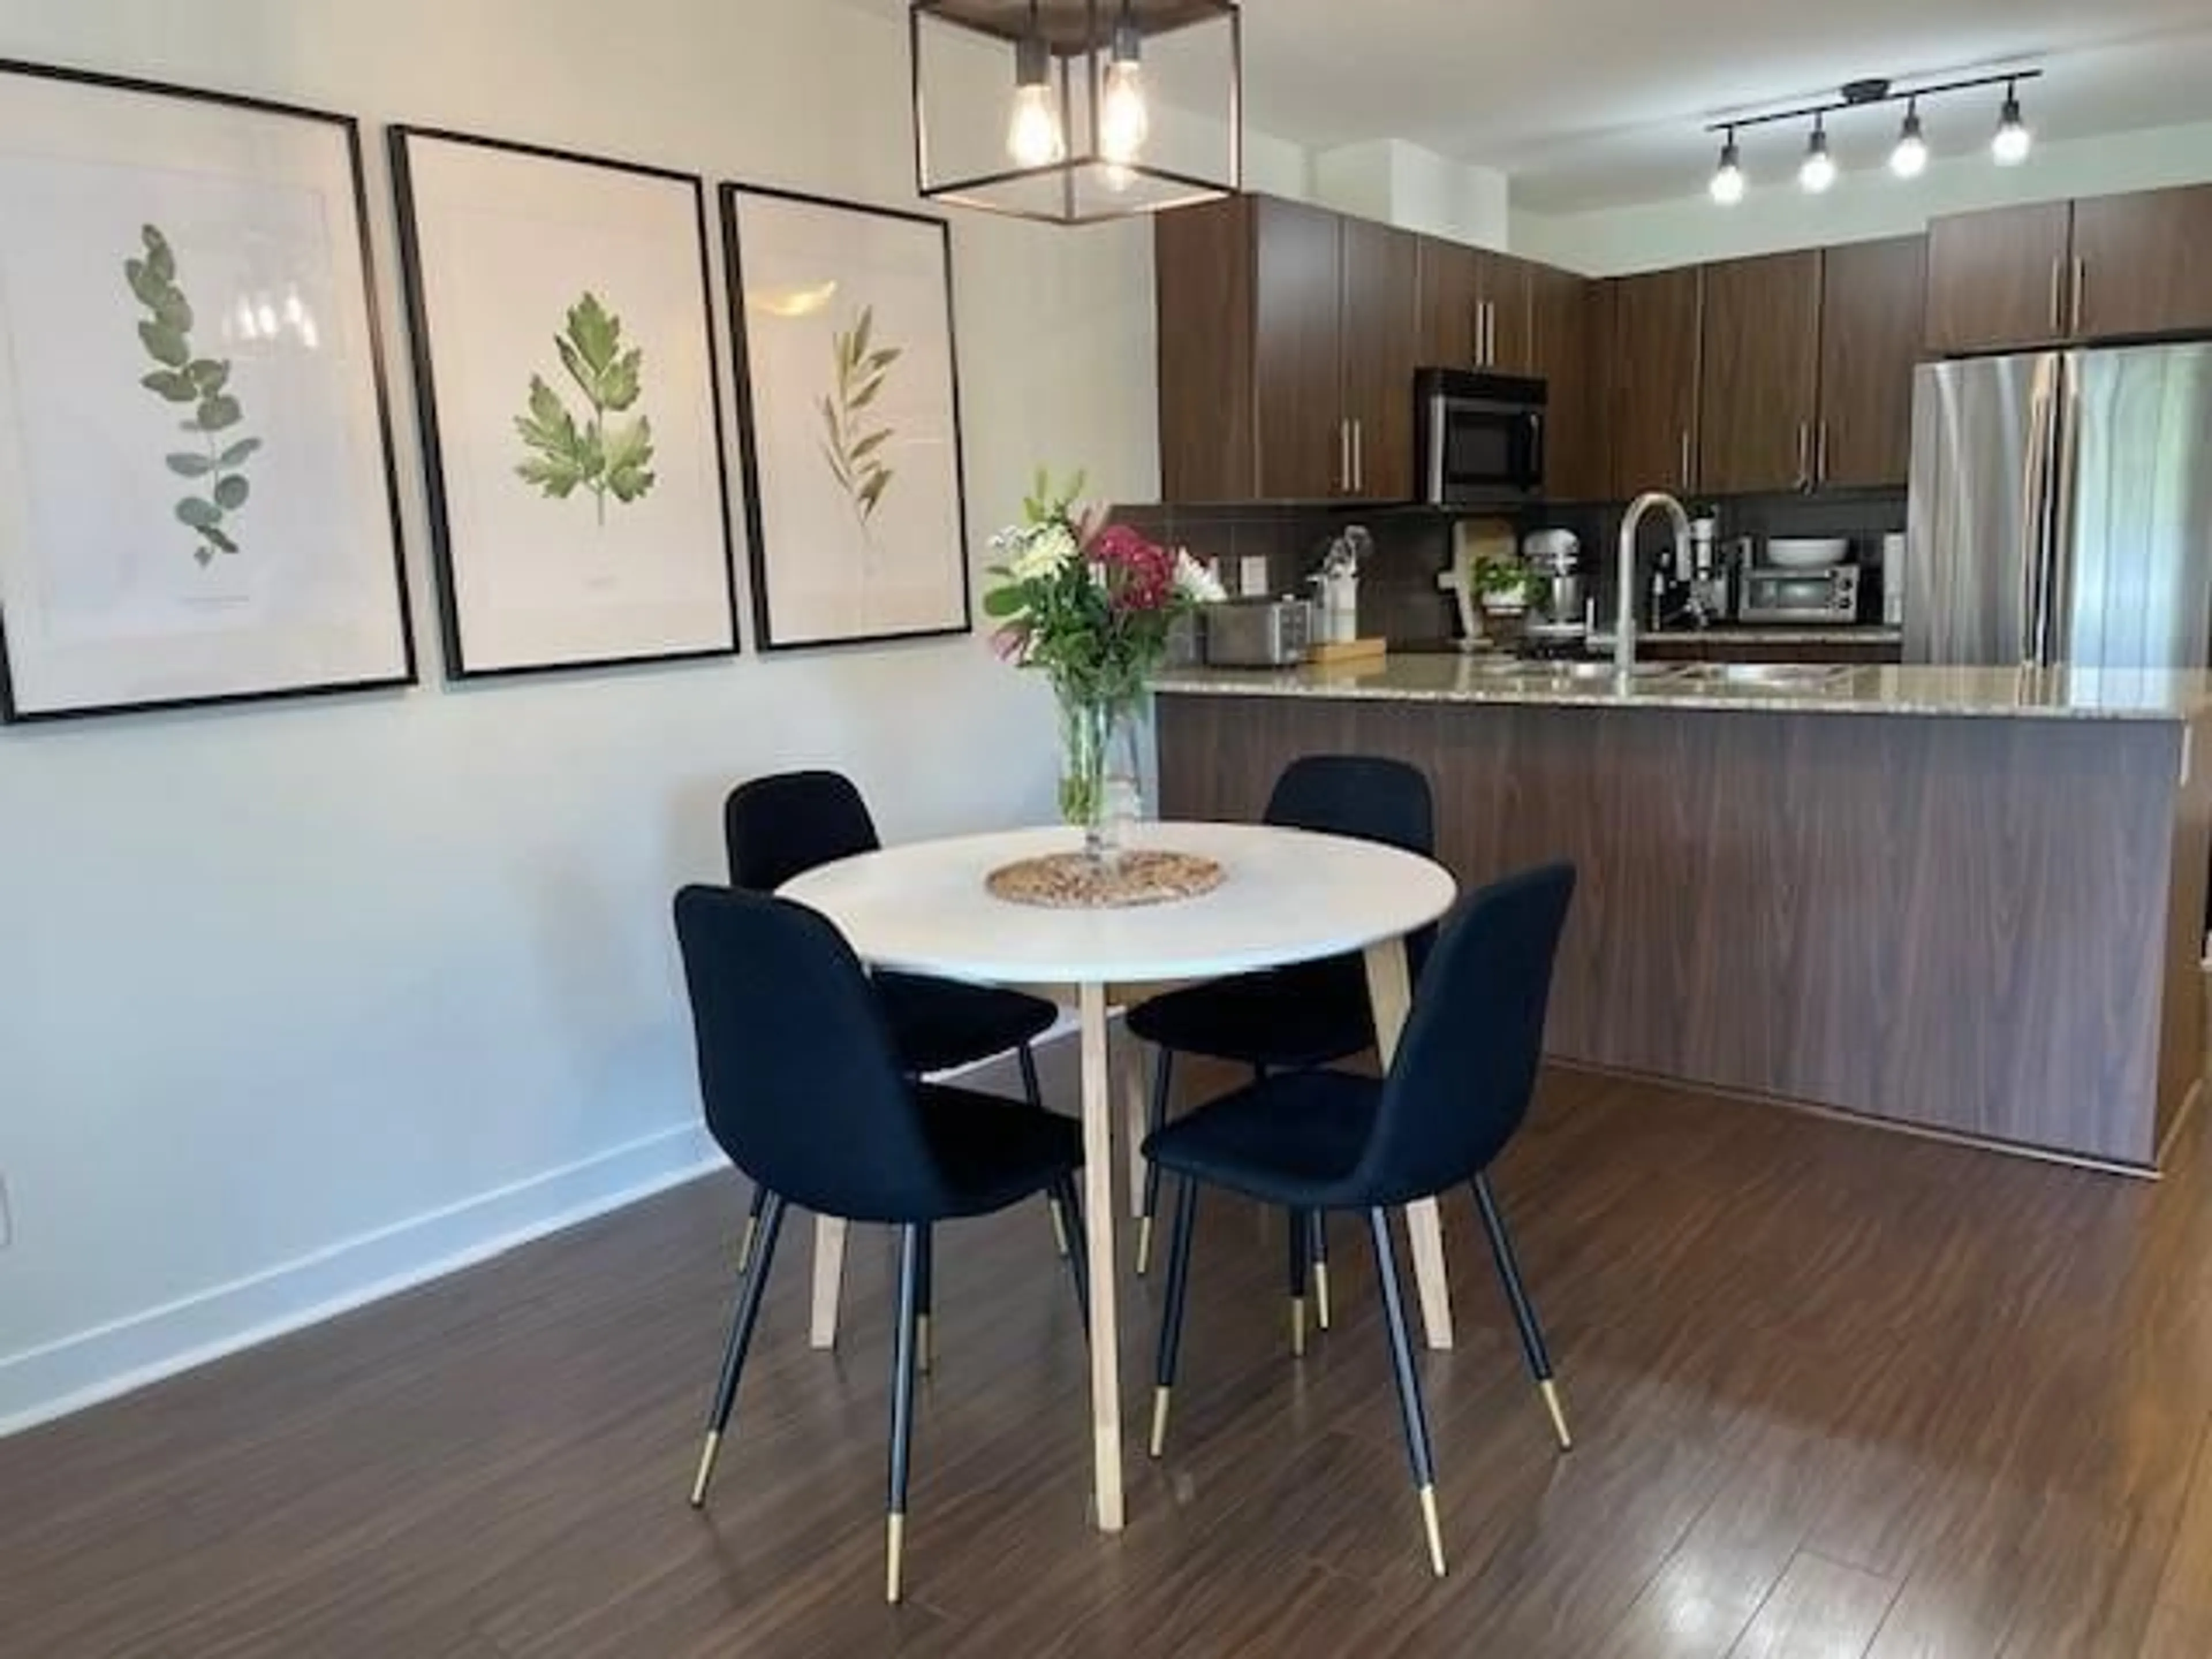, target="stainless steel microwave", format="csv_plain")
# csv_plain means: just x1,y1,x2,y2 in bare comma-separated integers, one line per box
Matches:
1414,368,1546,506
